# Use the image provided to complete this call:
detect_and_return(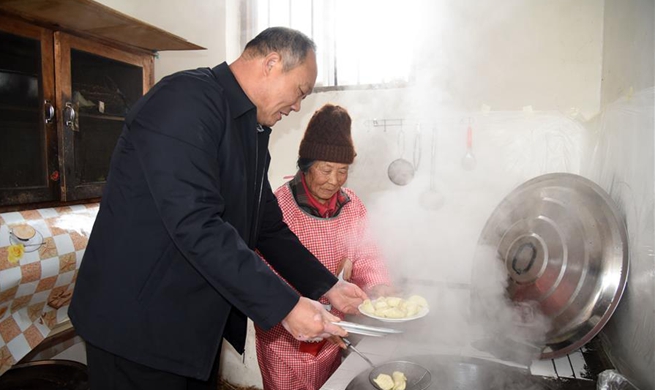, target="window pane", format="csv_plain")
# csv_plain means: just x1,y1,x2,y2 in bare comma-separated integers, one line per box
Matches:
290,0,312,36
335,0,416,85
250,0,417,87
268,0,290,27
